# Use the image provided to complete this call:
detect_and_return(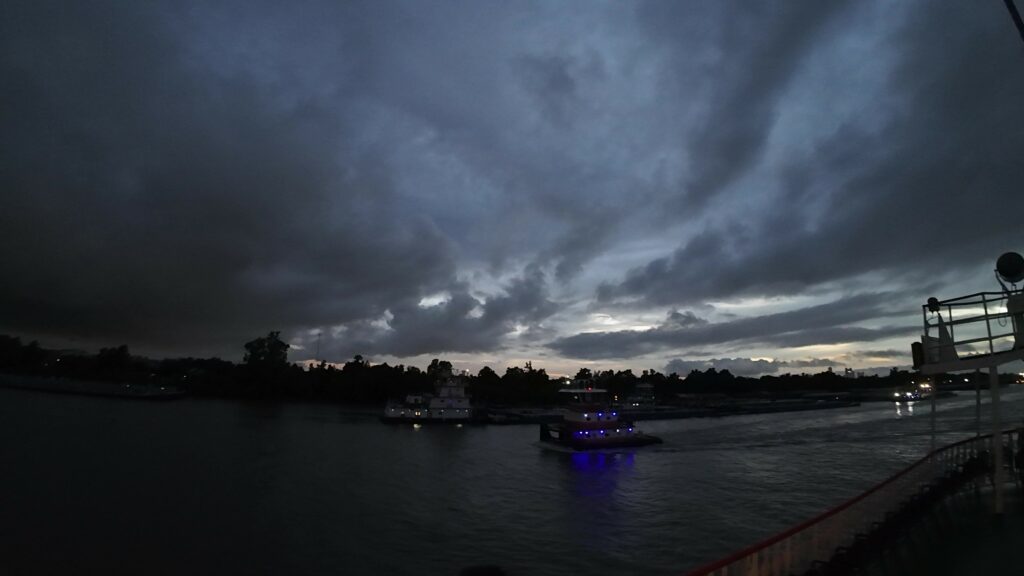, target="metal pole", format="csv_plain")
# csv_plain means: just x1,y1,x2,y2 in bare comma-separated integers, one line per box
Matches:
982,294,994,354
1011,429,1017,482
1005,0,1024,46
975,369,981,438
930,375,937,451
991,366,1004,515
